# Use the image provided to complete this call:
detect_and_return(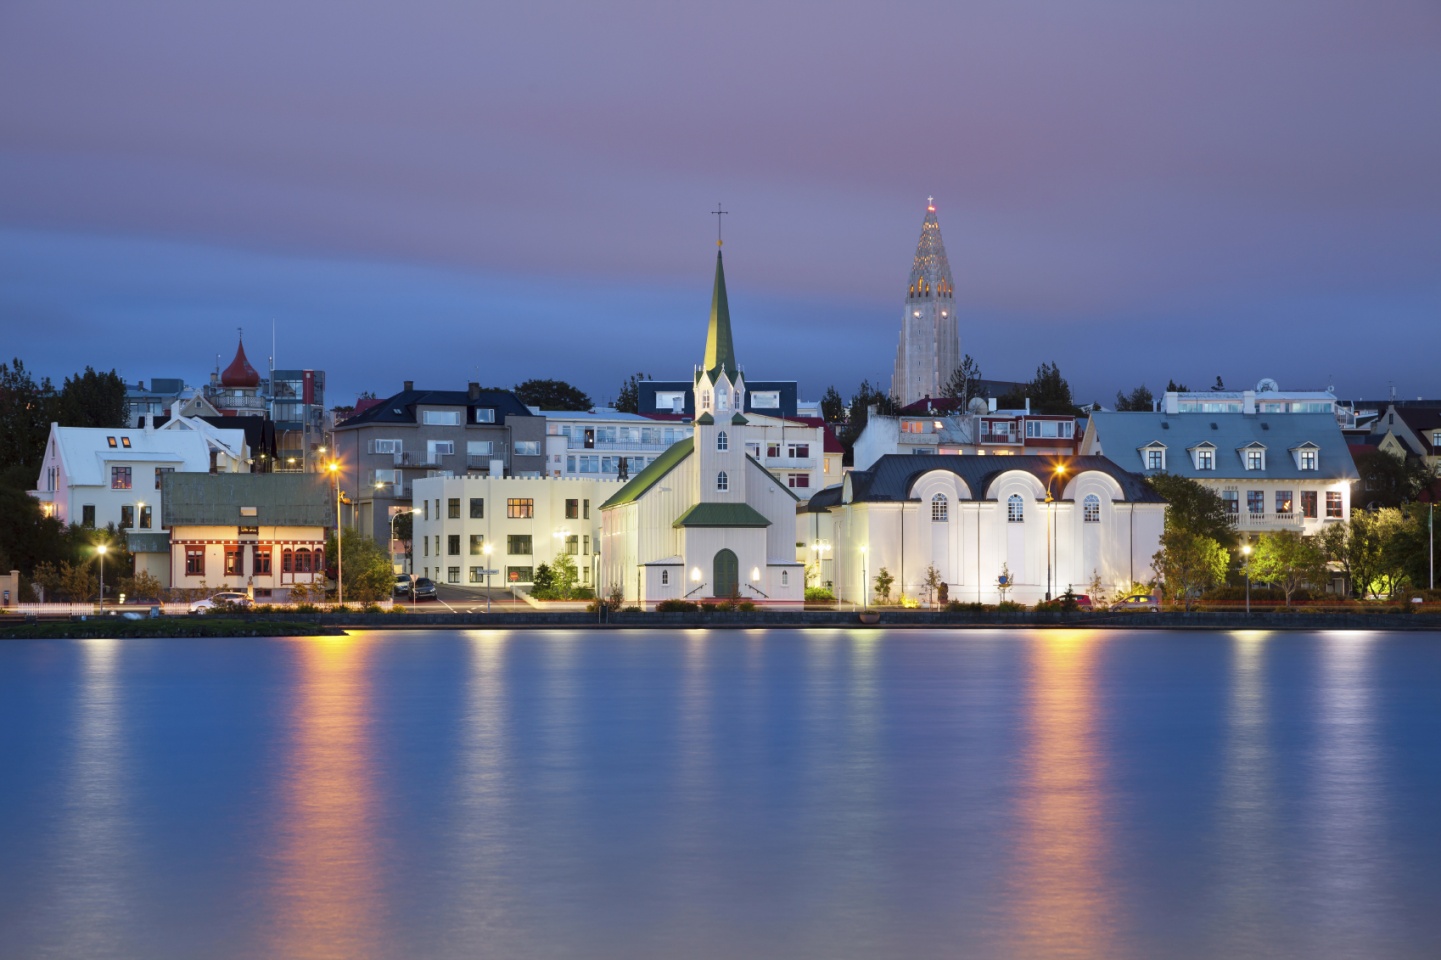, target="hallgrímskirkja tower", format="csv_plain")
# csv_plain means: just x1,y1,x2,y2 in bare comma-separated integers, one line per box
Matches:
891,198,959,406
